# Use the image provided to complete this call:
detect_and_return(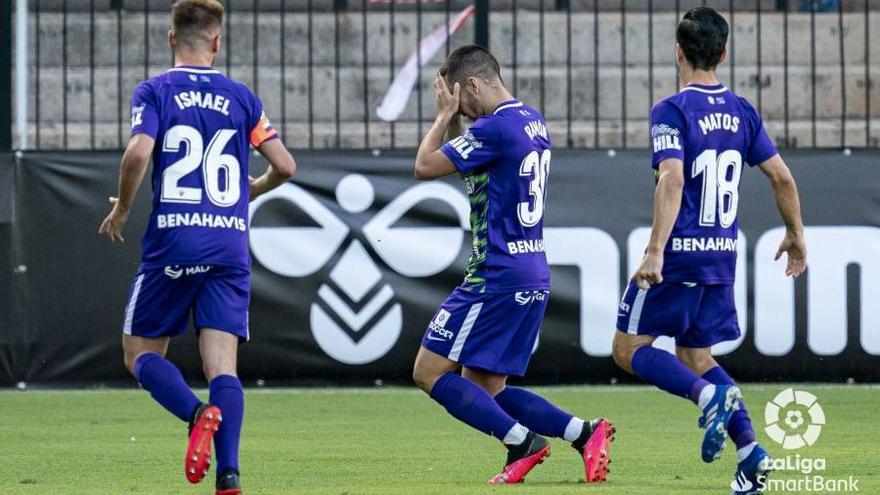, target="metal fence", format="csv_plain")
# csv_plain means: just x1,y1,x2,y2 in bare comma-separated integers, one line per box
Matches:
10,0,880,150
